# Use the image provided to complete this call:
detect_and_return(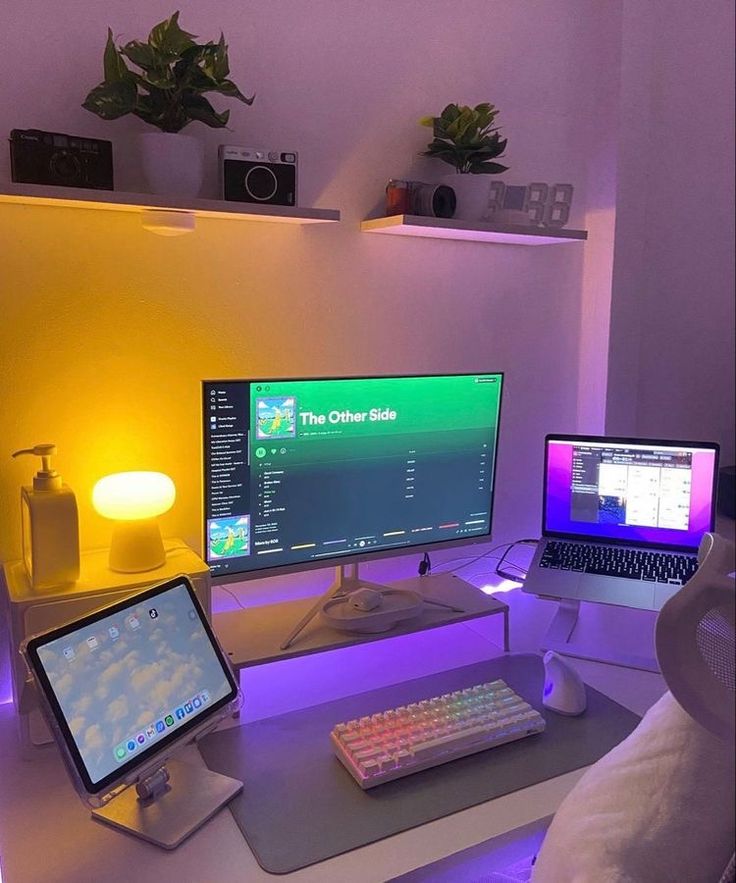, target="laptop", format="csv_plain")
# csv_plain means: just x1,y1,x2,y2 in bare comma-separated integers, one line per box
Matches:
523,435,720,611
